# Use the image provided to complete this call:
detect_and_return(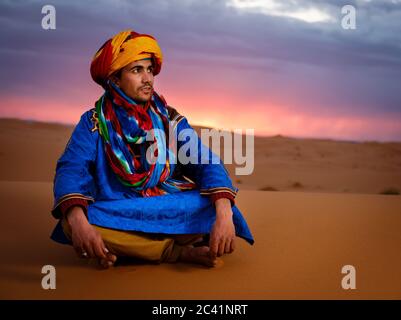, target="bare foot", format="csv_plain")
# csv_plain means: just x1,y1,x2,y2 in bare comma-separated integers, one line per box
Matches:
178,245,219,267
99,252,117,269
